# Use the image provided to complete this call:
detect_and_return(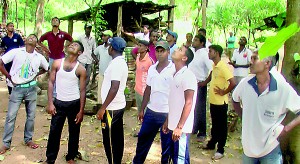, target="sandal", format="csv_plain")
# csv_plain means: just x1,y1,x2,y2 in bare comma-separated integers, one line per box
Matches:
26,141,39,149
